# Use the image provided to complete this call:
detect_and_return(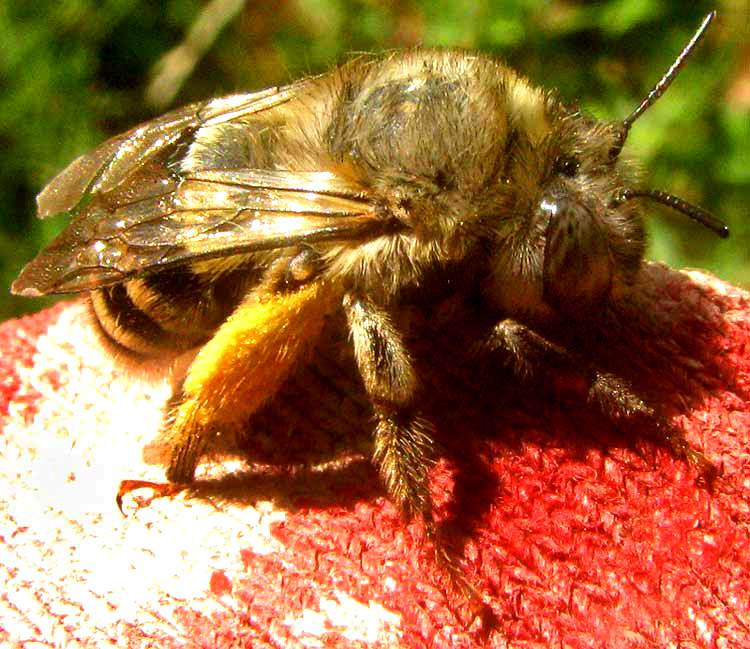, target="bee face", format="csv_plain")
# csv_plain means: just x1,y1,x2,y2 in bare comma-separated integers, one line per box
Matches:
477,110,646,321
12,13,726,595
